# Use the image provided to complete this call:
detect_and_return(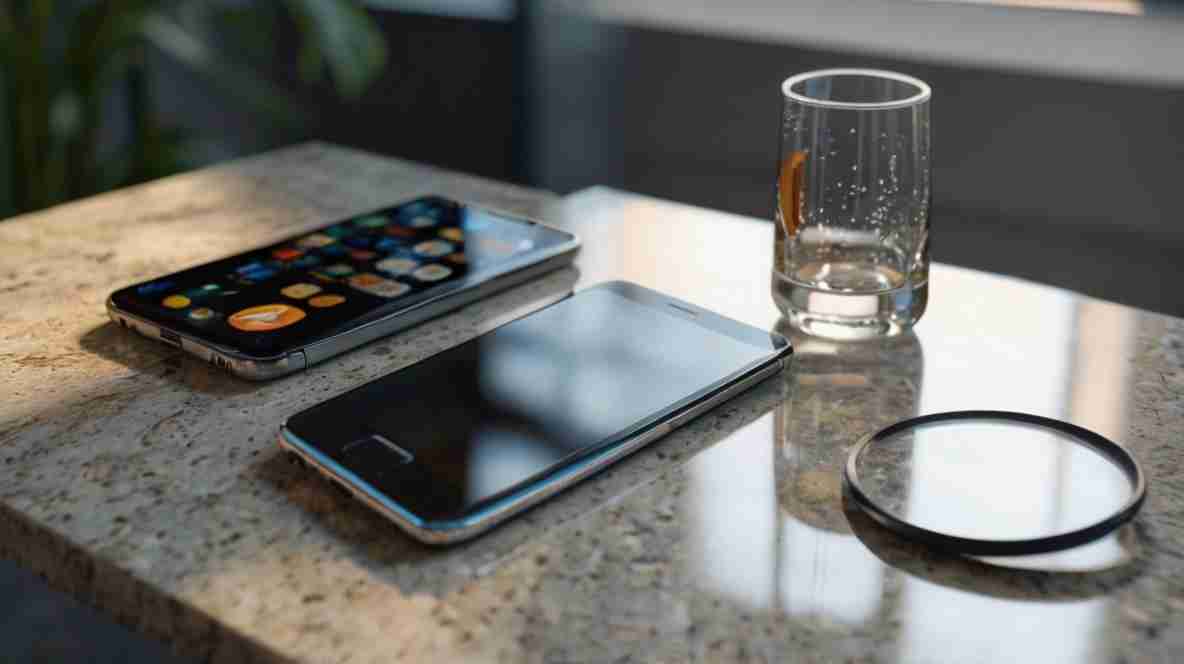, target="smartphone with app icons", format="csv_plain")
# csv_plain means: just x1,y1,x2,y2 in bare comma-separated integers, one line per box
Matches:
107,196,580,380
279,282,792,544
